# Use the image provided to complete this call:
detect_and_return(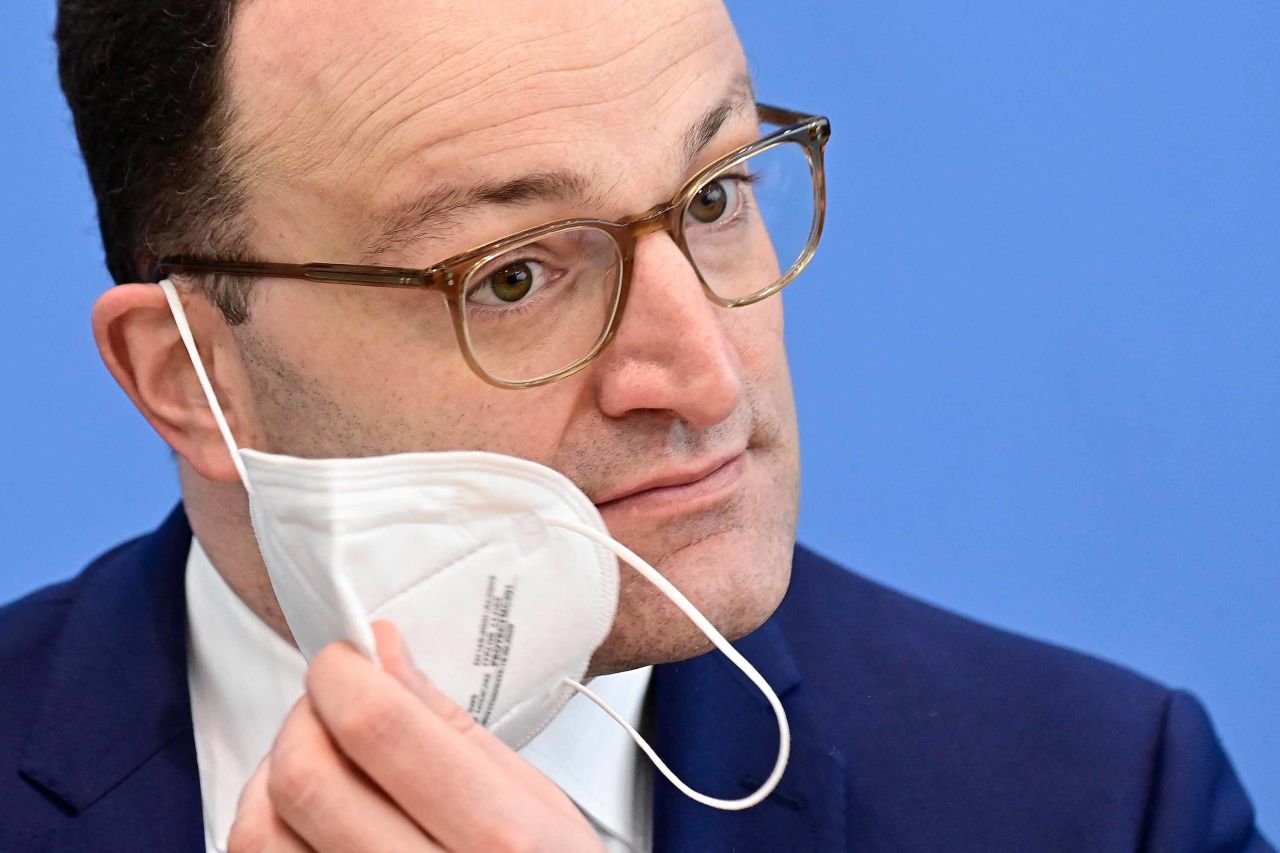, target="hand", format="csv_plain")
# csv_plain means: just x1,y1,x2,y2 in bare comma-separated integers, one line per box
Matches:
227,621,604,852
